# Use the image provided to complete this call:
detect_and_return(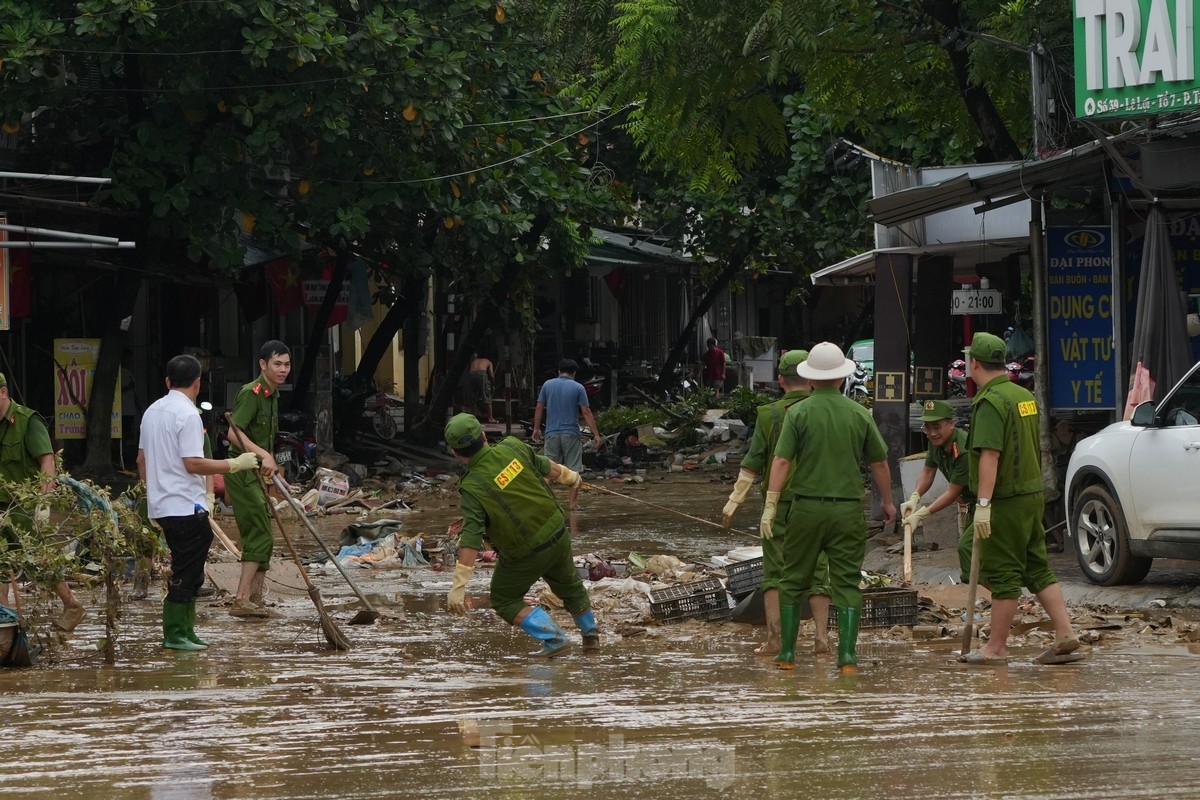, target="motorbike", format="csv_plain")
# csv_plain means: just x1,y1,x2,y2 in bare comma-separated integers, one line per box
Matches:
947,359,968,397
577,357,608,409
1006,355,1036,390
274,409,316,485
843,362,871,405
